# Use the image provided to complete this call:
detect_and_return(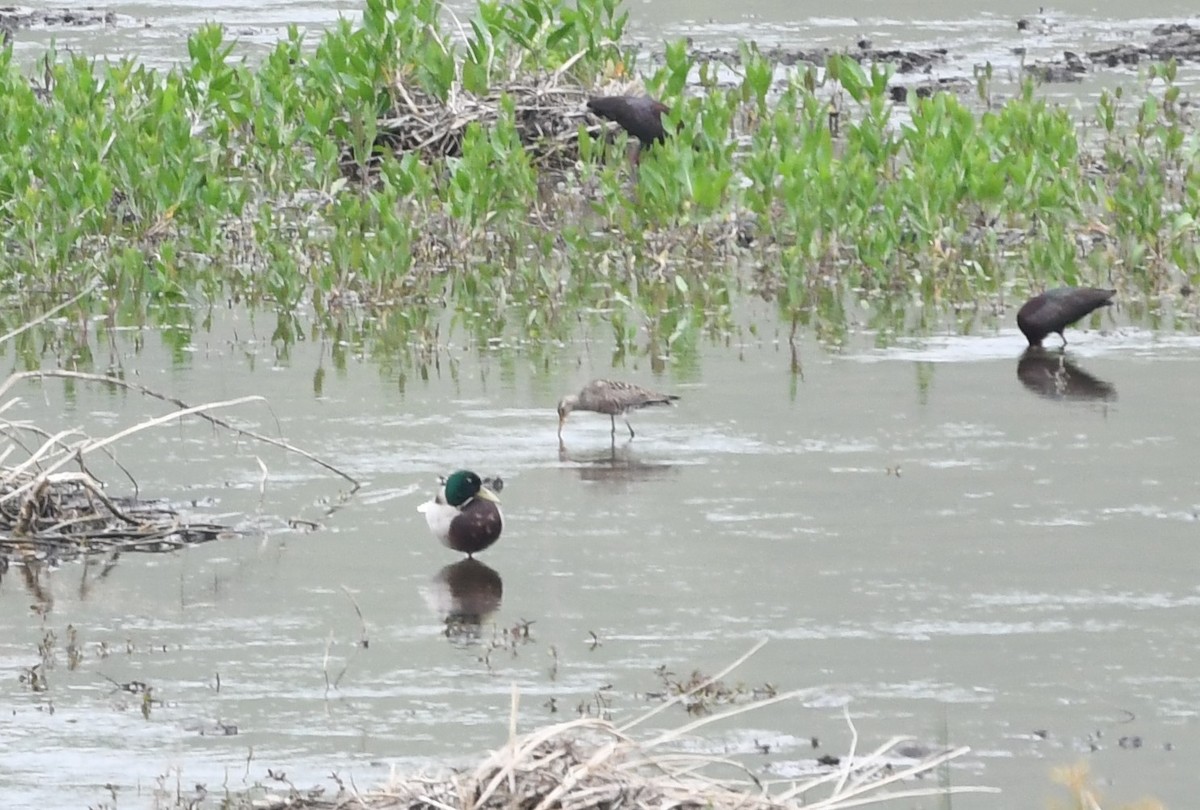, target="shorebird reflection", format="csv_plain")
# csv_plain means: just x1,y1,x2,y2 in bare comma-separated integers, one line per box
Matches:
558,440,676,485
1017,348,1117,402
